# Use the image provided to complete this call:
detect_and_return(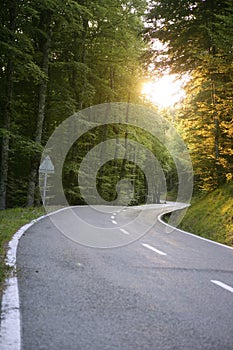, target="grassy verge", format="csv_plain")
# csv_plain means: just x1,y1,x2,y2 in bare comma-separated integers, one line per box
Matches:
0,207,45,294
179,182,233,246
